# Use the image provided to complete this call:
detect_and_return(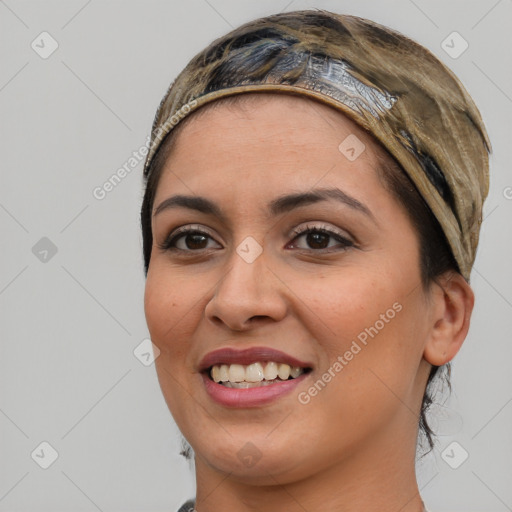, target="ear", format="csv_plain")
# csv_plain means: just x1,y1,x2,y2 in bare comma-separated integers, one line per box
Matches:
423,271,475,366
